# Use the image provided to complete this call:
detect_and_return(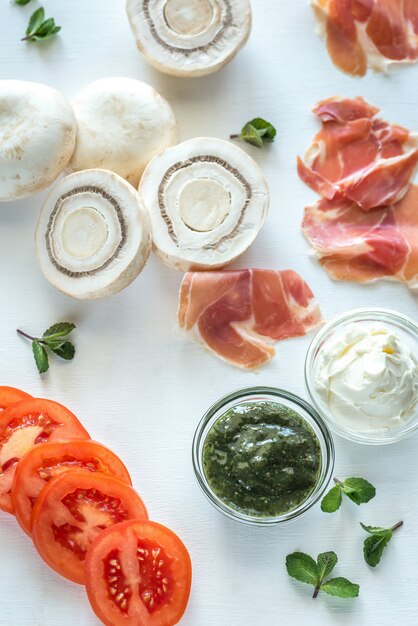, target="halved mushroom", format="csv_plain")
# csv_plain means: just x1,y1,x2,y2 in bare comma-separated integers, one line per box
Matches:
126,0,252,77
0,80,76,202
68,77,178,188
139,137,269,271
35,169,151,299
